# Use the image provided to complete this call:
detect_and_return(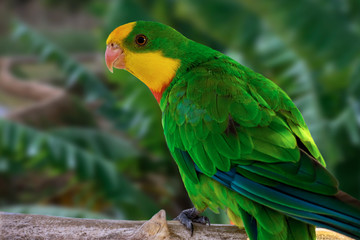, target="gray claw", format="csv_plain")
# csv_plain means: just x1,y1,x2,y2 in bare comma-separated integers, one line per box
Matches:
174,208,210,236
